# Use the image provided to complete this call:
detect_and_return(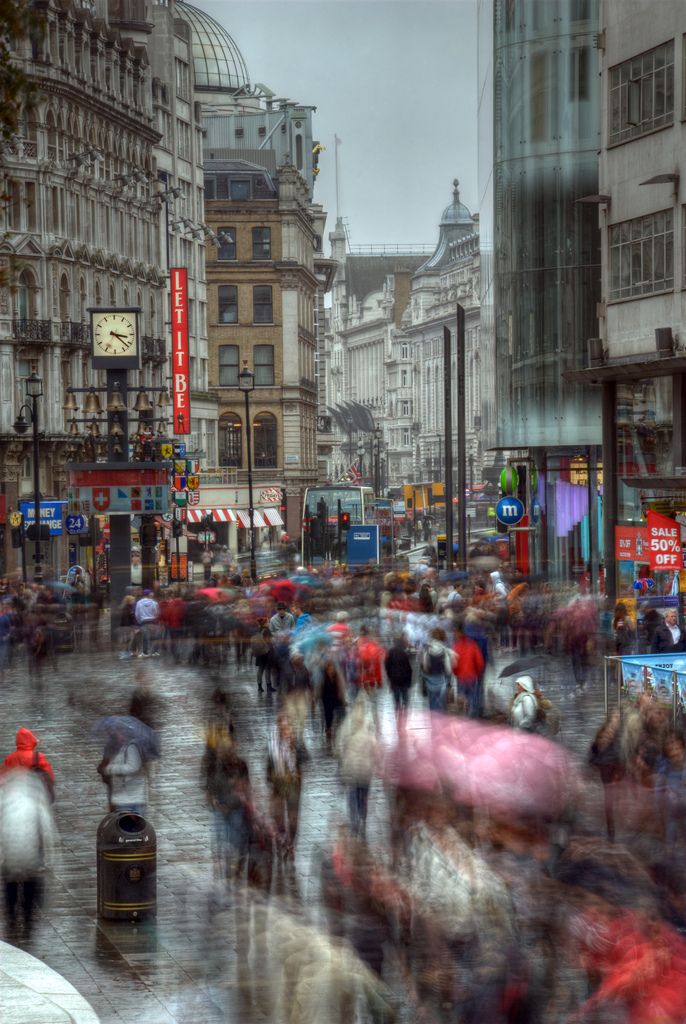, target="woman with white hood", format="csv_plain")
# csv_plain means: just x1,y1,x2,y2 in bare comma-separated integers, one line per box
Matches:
510,675,538,731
